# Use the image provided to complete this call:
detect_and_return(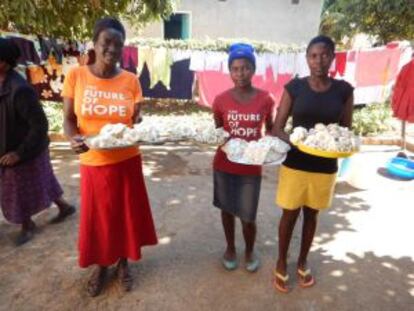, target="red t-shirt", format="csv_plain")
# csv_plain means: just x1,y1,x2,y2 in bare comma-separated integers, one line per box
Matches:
213,89,276,176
